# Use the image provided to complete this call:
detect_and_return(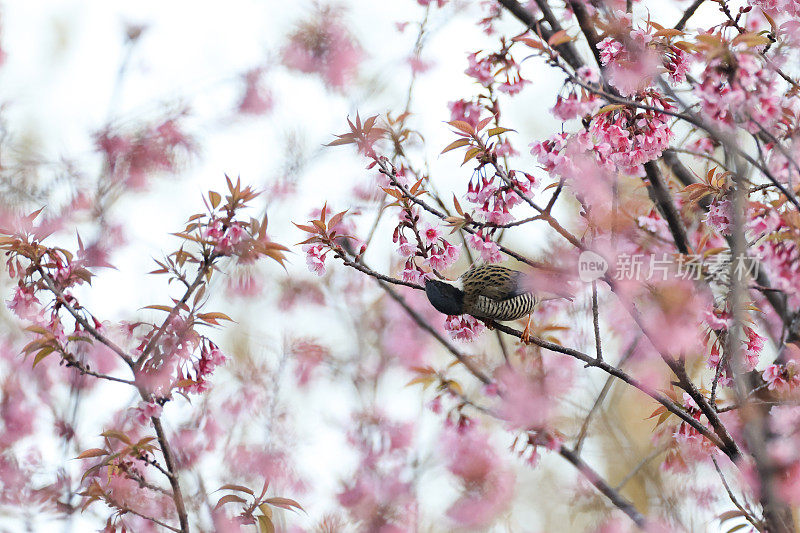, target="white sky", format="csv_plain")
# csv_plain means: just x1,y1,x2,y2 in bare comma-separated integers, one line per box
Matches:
0,0,737,530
